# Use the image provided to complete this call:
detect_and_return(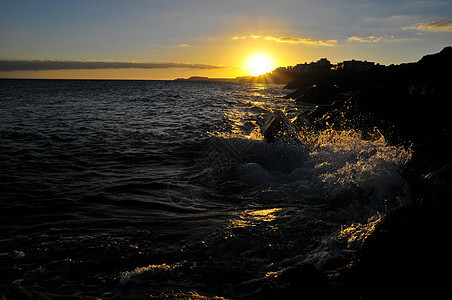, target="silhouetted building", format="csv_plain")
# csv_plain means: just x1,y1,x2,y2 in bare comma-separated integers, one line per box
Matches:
292,58,332,73
333,59,380,71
